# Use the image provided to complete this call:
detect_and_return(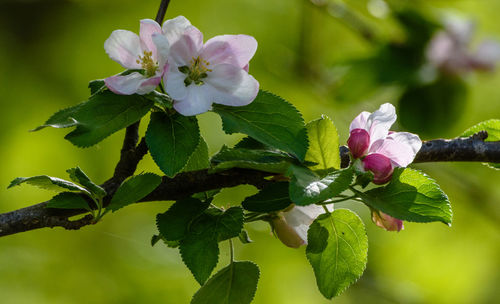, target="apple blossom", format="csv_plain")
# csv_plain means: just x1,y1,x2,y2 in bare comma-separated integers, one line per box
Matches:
348,103,422,184
371,209,404,232
104,19,169,95
272,204,330,248
161,16,259,116
426,16,500,75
